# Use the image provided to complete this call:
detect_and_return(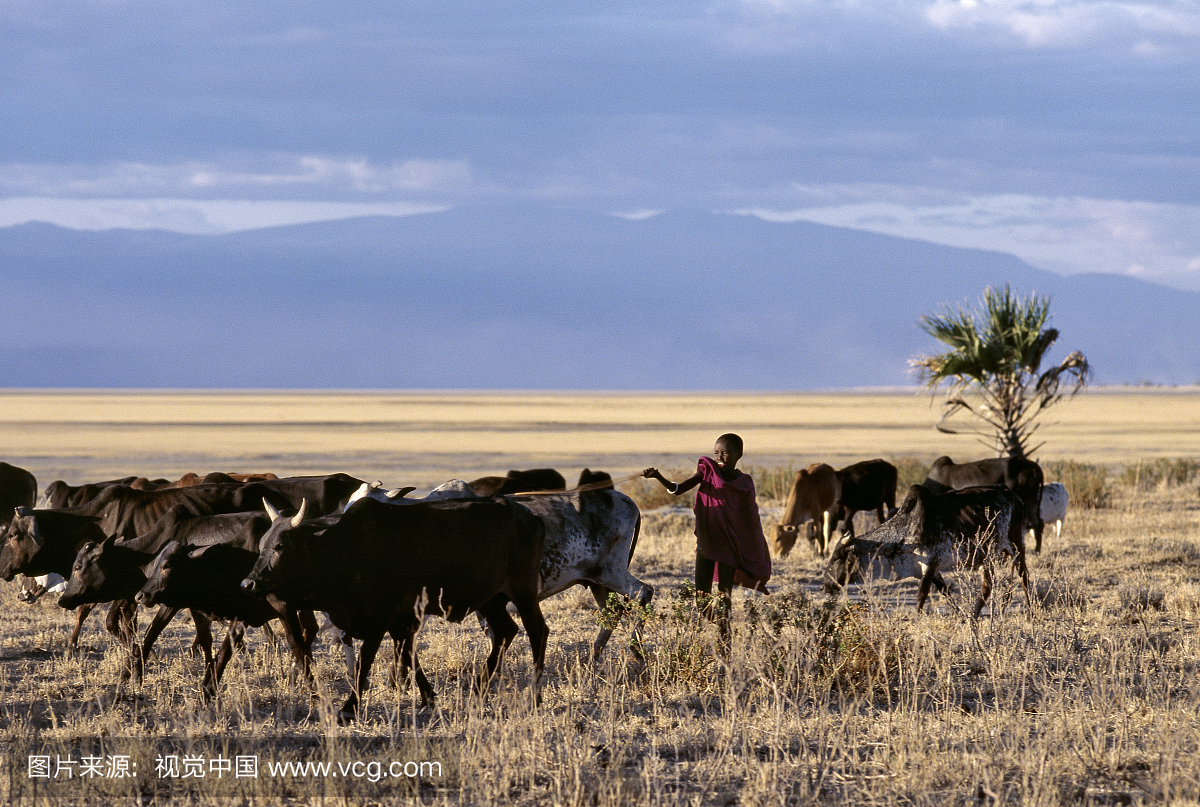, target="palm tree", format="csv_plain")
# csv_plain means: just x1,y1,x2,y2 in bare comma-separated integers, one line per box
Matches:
911,285,1091,460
